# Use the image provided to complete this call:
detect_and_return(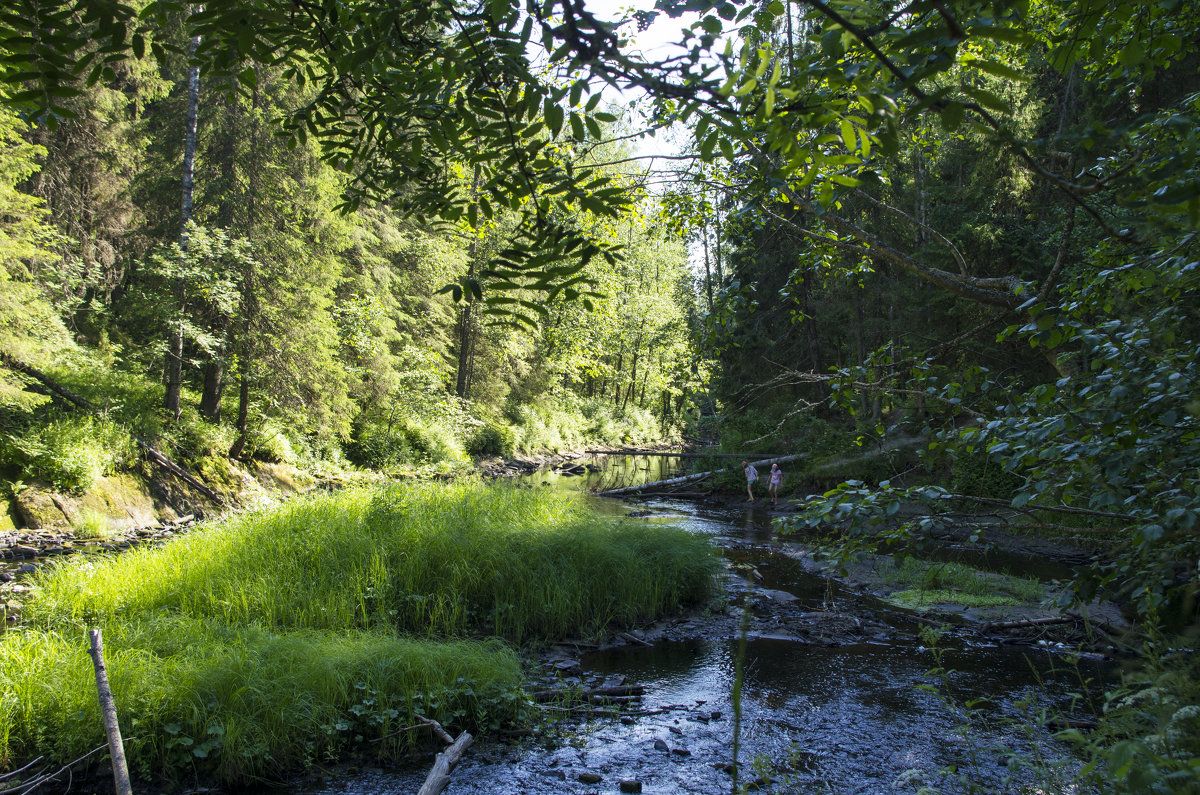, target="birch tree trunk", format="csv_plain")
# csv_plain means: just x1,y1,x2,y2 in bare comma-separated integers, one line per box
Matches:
165,27,201,420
